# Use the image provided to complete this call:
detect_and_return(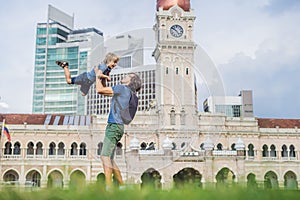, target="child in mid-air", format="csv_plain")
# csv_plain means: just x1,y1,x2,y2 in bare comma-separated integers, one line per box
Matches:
56,52,119,96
